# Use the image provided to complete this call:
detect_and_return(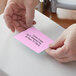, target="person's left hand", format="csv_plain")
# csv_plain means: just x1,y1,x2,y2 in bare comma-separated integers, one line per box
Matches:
46,24,76,63
3,0,39,32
